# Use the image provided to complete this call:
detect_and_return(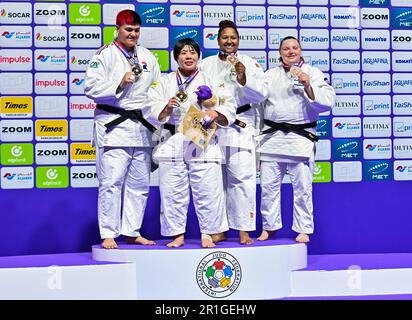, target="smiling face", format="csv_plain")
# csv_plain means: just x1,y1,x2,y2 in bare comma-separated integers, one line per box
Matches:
217,27,239,55
177,45,199,74
116,23,140,51
279,38,302,66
